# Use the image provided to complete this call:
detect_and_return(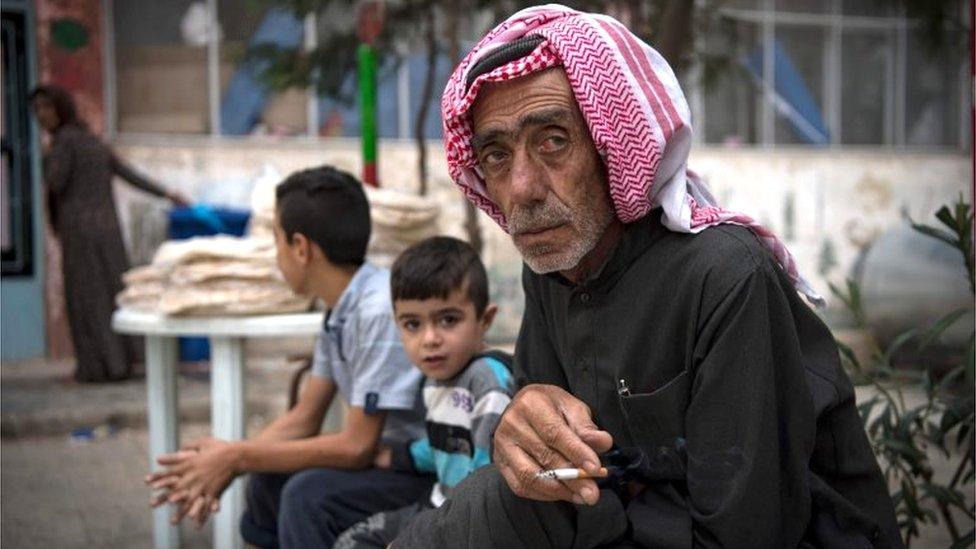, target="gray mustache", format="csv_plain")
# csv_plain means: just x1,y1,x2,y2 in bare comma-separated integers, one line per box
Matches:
508,200,572,235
